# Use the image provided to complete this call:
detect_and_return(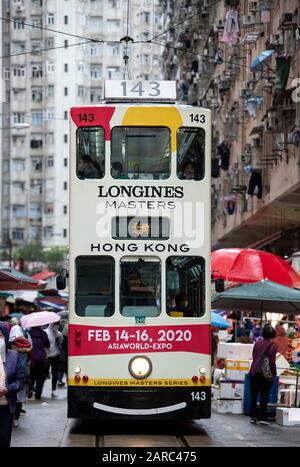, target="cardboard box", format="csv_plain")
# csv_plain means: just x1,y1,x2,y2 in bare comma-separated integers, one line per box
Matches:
276,353,290,376
226,359,251,381
218,343,253,360
276,407,300,426
279,389,300,407
215,398,243,415
220,379,245,400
